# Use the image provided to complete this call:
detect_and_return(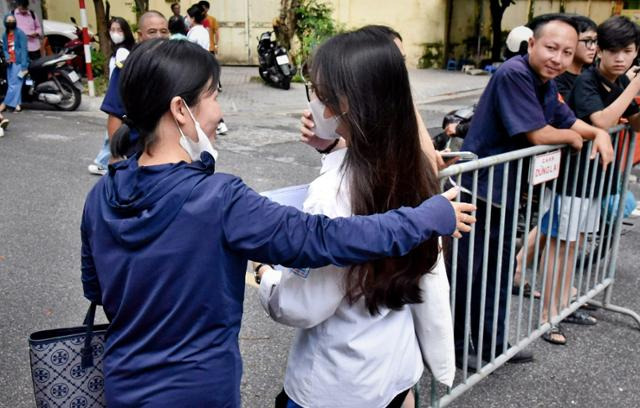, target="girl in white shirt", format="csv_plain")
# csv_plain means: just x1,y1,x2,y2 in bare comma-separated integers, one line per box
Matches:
186,4,209,50
256,26,456,408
